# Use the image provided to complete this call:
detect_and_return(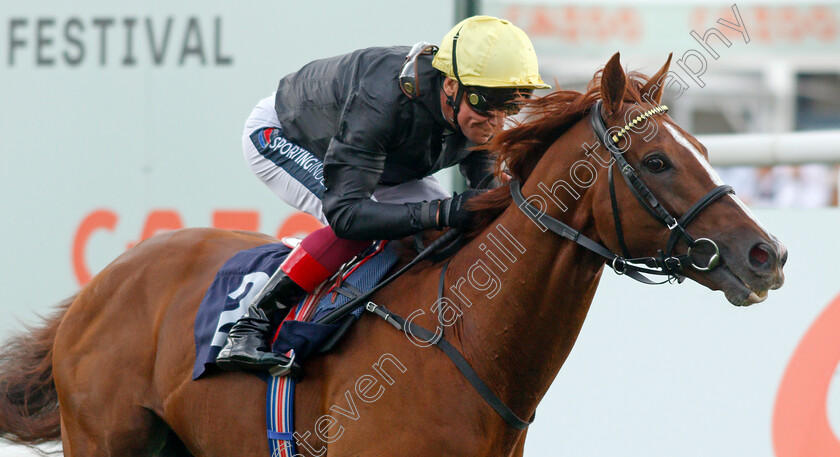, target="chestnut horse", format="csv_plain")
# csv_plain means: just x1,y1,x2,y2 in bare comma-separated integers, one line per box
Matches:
0,53,785,456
